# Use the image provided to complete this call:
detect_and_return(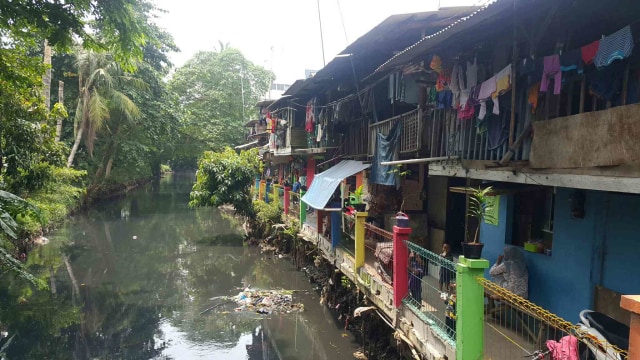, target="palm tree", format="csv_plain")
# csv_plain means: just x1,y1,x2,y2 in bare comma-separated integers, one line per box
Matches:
66,50,141,168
